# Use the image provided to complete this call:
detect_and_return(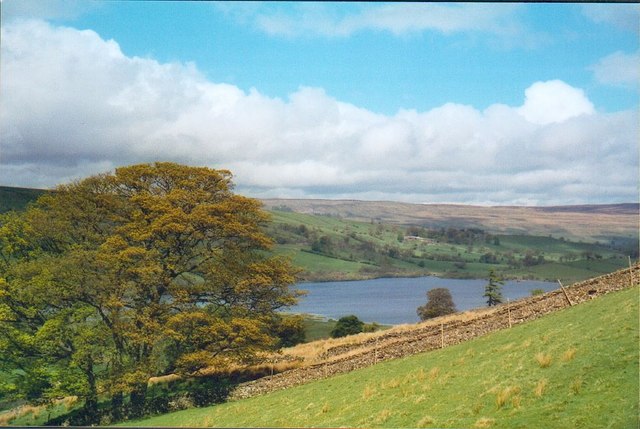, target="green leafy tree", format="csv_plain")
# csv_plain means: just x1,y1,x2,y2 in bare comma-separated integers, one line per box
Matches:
274,315,306,347
330,315,364,338
484,269,504,307
417,288,457,321
0,163,300,423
